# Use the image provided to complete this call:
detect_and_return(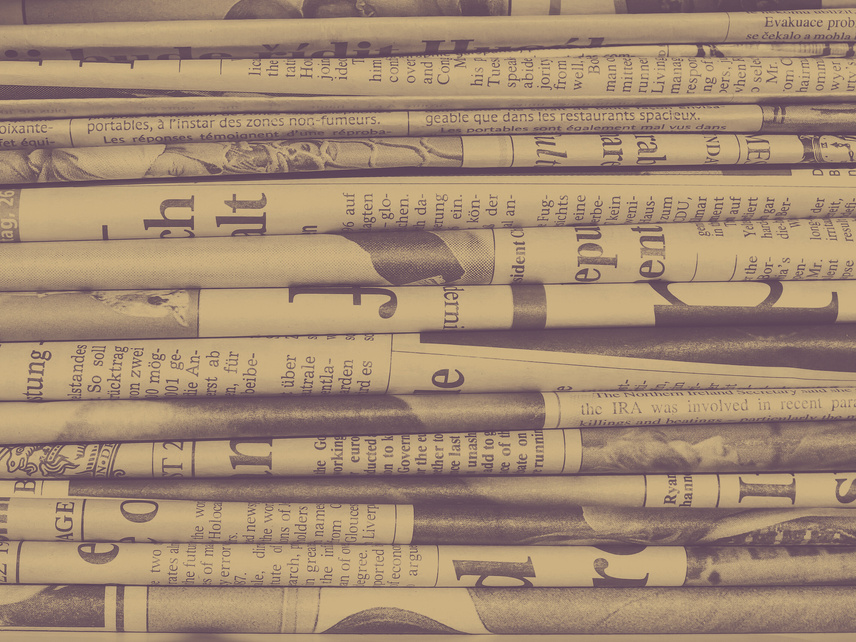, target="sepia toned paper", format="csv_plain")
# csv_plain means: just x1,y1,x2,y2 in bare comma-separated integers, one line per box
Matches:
1,133,856,184
5,492,856,543
6,106,856,149
1,0,852,25
2,168,855,241
0,281,853,341
0,386,852,444
0,322,854,406
0,220,854,290
3,503,856,545
1,10,855,61
5,469,854,509
1,473,856,545
2,325,856,402
0,0,512,24
6,424,856,479
0,498,410,545
1,540,854,588
8,89,856,119
1,584,856,633
5,55,856,105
